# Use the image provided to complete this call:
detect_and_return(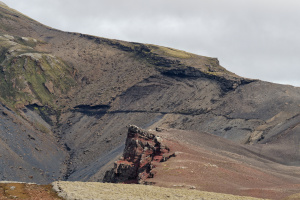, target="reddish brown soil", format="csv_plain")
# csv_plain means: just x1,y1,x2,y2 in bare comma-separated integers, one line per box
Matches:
147,129,300,200
0,183,62,200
